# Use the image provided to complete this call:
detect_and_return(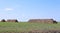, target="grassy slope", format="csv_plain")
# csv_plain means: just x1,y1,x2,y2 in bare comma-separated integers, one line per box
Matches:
0,22,60,32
